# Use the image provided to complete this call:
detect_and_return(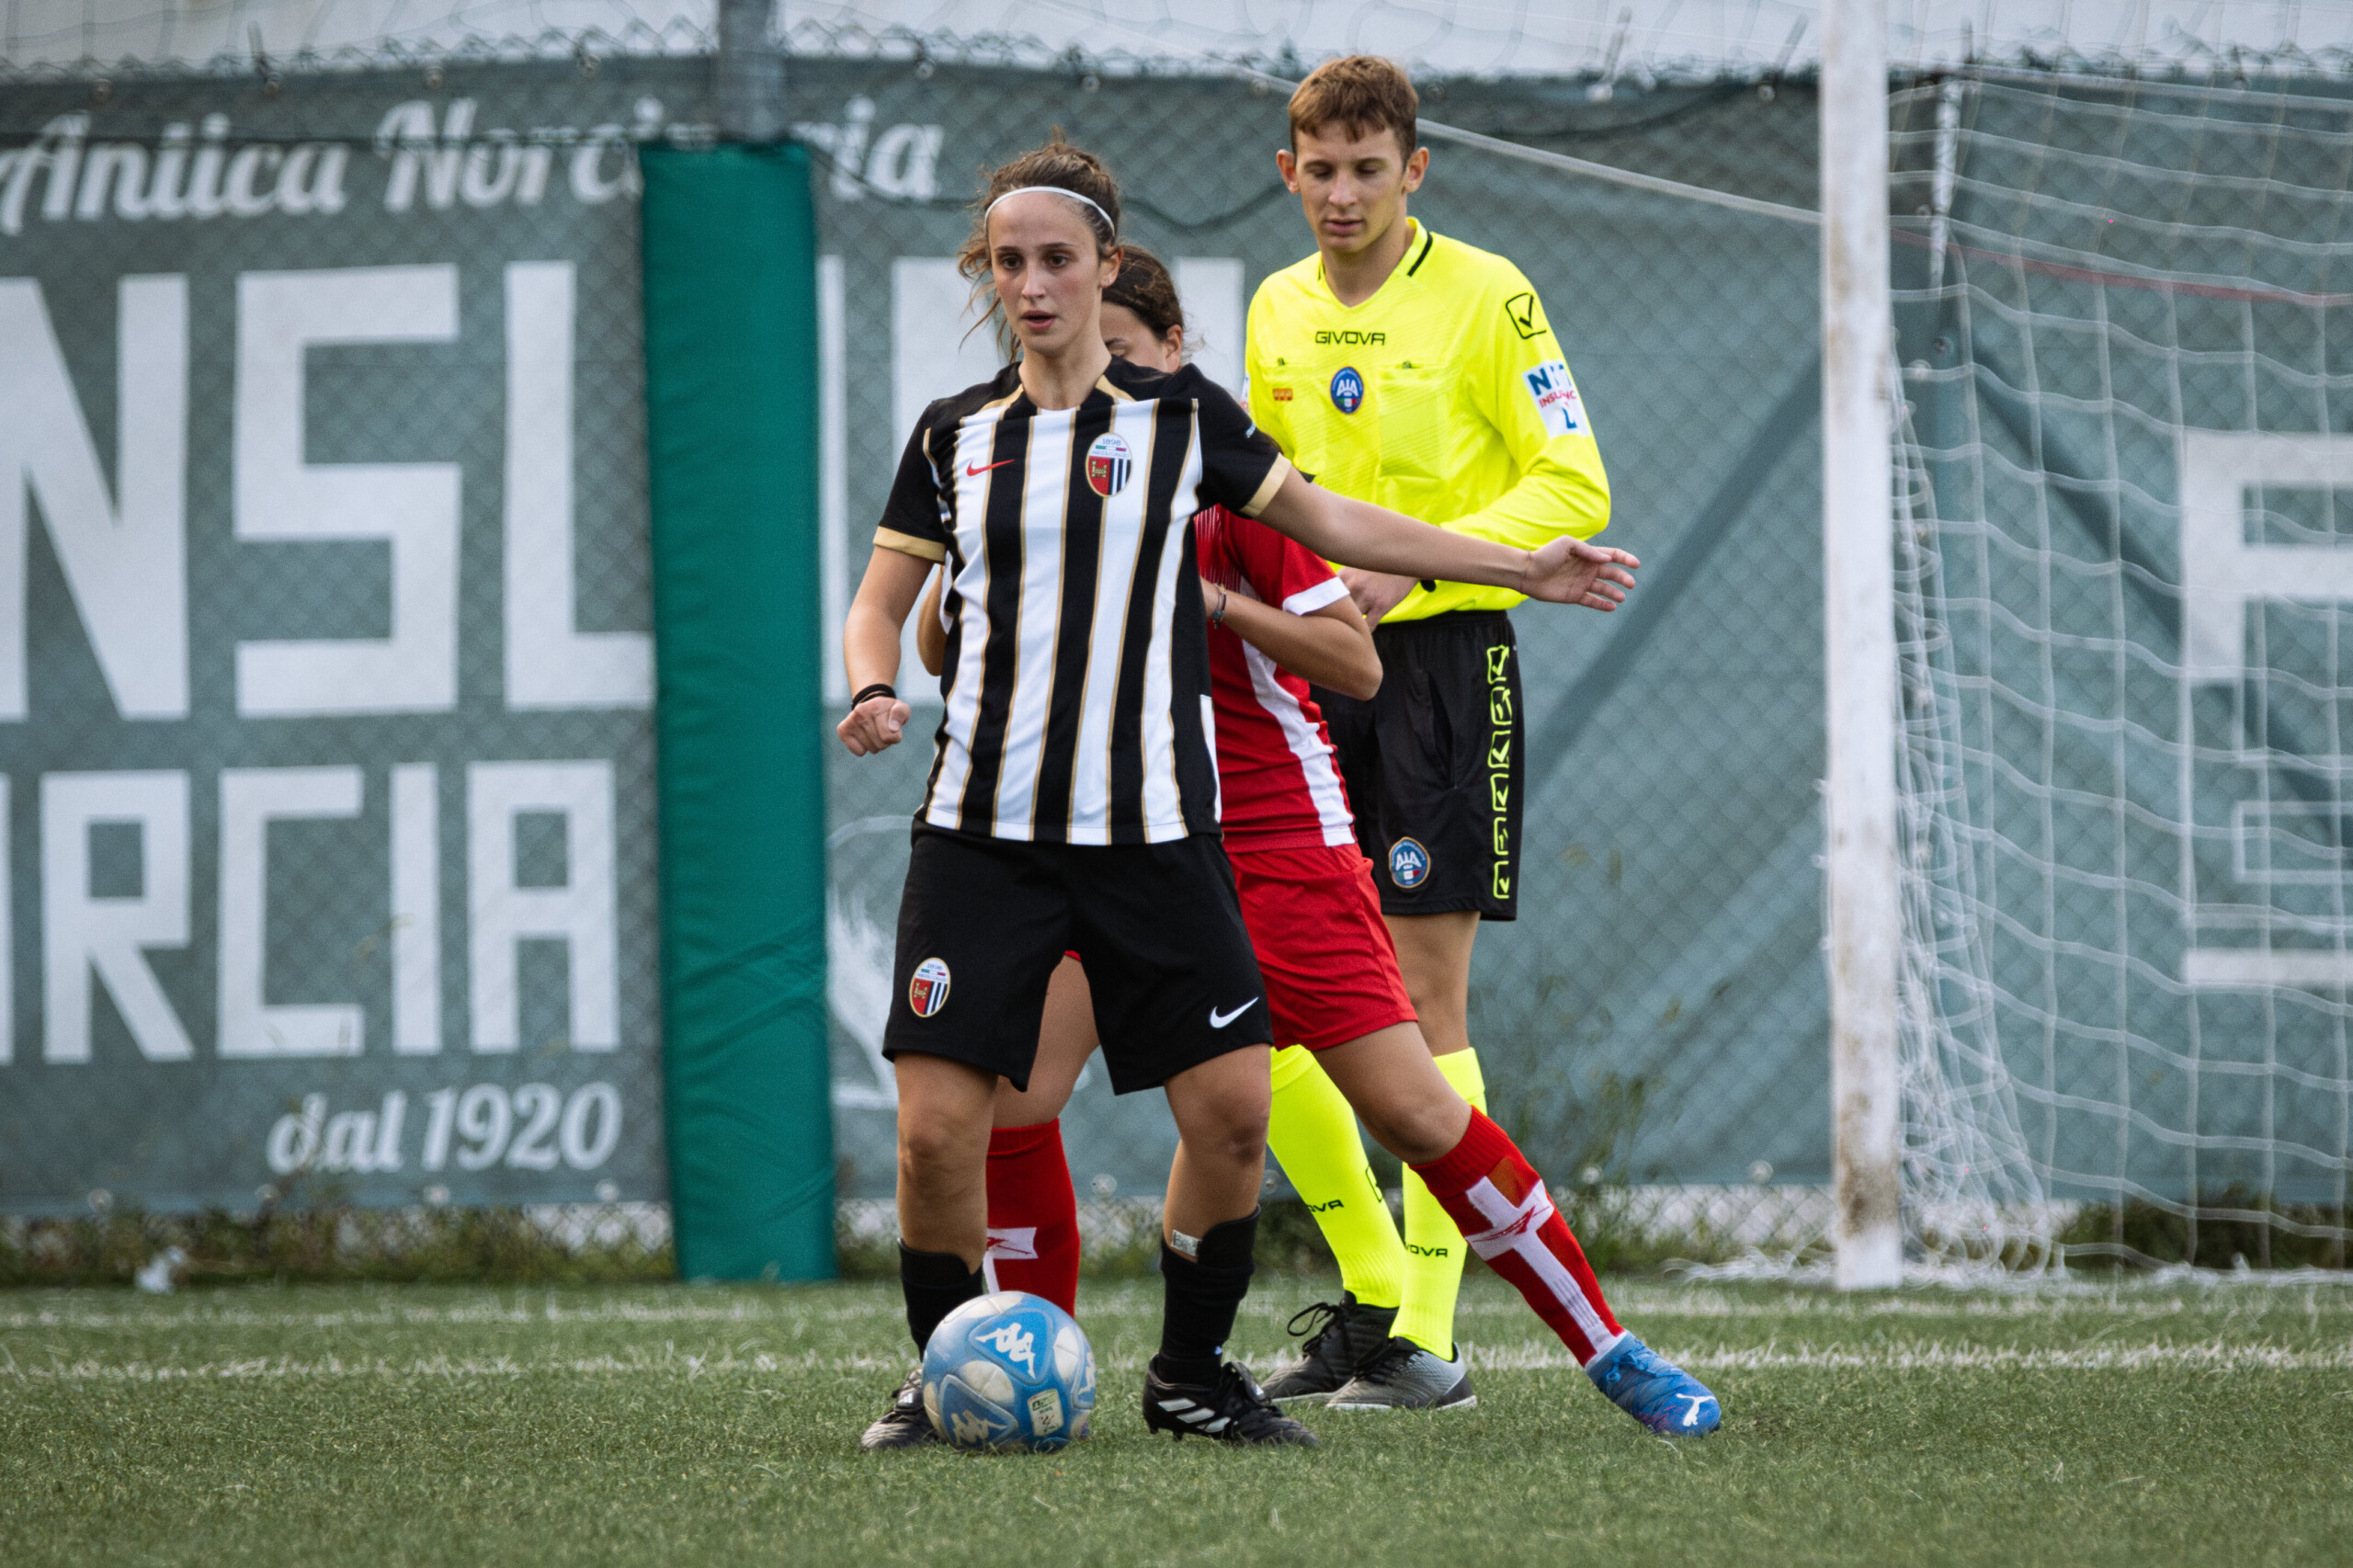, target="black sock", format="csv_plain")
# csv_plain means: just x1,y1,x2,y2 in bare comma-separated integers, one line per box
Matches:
1156,1209,1259,1383
900,1243,983,1354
